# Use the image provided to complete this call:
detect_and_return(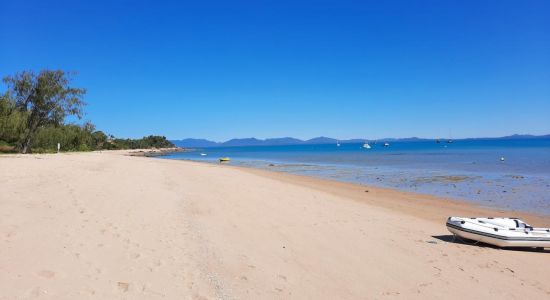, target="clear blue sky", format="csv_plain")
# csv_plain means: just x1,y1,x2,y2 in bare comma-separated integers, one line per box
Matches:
1,0,549,141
